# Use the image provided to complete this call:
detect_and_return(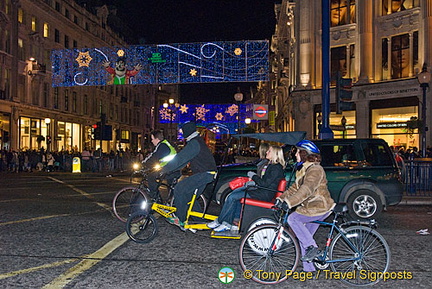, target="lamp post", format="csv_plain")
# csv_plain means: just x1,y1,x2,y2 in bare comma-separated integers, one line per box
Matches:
163,98,176,142
417,63,431,158
234,89,243,155
45,118,51,152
